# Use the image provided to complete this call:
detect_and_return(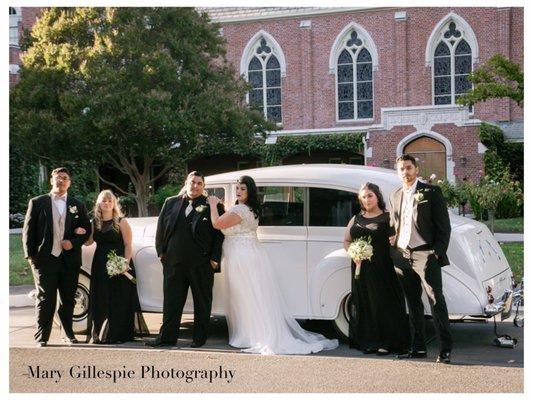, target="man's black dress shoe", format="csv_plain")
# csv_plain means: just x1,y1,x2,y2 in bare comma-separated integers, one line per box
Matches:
61,336,78,344
376,348,390,356
436,351,451,364
362,348,377,354
36,341,47,348
144,340,175,348
189,341,206,348
396,350,427,359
